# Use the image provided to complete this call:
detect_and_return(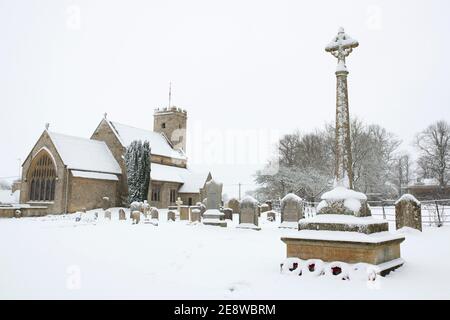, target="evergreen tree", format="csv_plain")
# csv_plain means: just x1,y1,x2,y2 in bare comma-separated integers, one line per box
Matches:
125,140,151,204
